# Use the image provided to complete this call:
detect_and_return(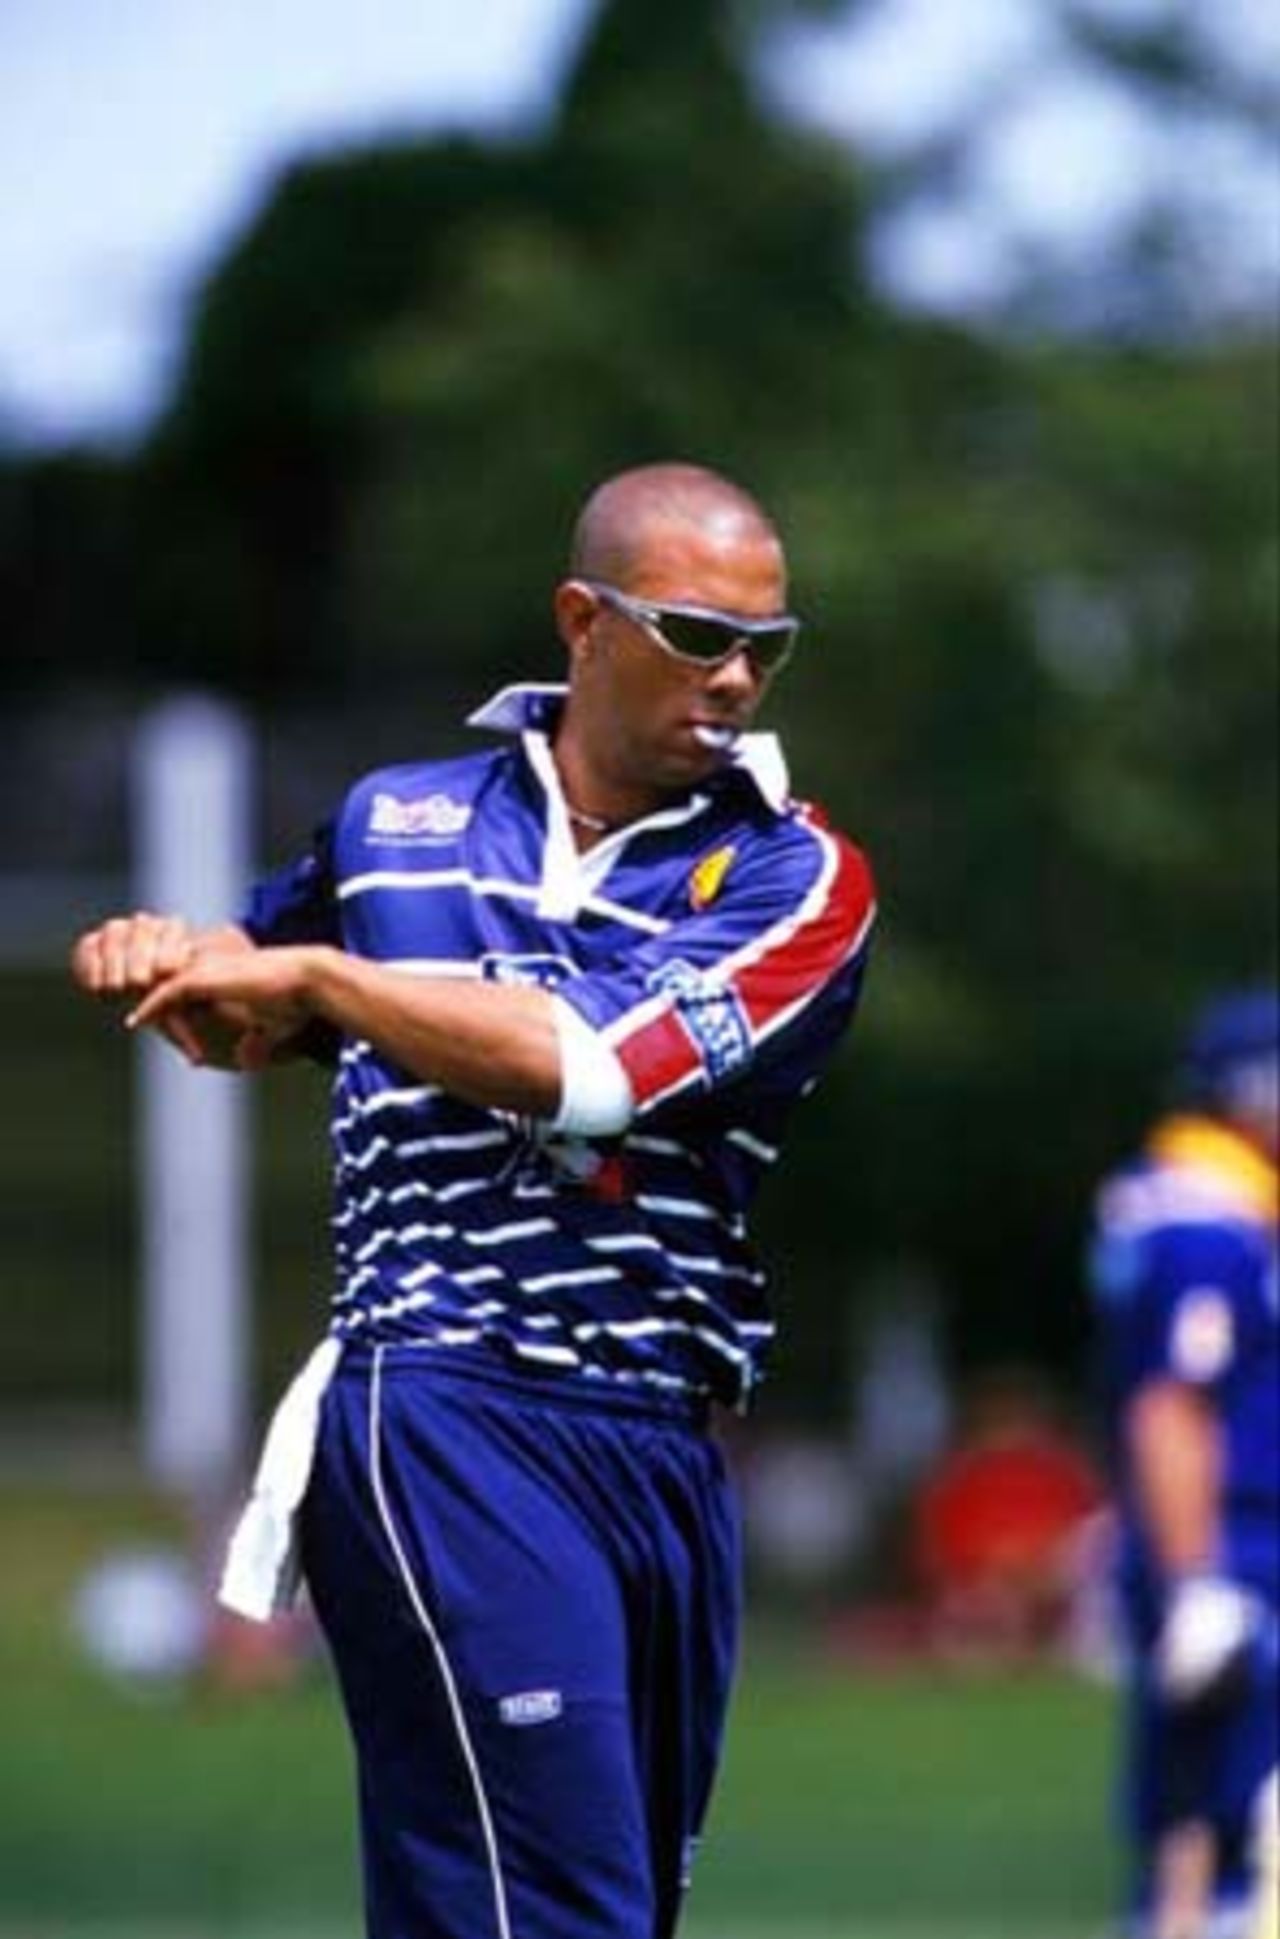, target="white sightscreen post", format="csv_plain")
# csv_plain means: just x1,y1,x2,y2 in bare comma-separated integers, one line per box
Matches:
133,695,253,1498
